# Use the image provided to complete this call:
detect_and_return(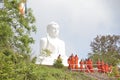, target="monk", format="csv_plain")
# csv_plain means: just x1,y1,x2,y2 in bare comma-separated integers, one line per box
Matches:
101,60,105,73
85,59,90,73
67,56,71,69
79,59,84,72
88,58,94,73
96,59,101,72
104,63,109,73
71,54,75,69
75,54,79,70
